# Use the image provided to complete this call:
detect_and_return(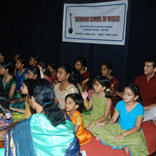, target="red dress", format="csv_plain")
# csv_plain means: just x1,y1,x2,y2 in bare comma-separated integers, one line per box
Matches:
79,71,90,90
51,73,57,84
